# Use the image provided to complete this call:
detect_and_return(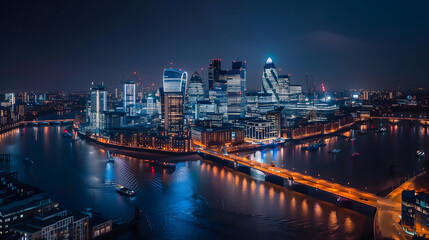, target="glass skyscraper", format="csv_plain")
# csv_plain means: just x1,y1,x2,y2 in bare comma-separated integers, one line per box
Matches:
207,59,247,122
261,57,279,103
163,69,187,93
186,72,205,120
89,85,107,134
122,80,136,116
208,59,221,91
227,61,246,120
